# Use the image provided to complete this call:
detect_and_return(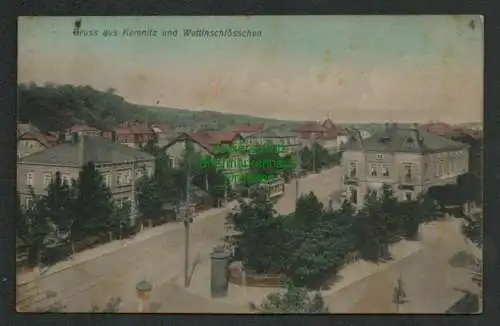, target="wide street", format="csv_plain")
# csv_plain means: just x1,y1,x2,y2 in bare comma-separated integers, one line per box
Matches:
17,167,343,312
